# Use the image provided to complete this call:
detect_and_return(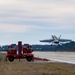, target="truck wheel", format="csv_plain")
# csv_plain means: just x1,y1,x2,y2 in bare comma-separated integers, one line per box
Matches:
26,56,32,62
8,56,14,62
